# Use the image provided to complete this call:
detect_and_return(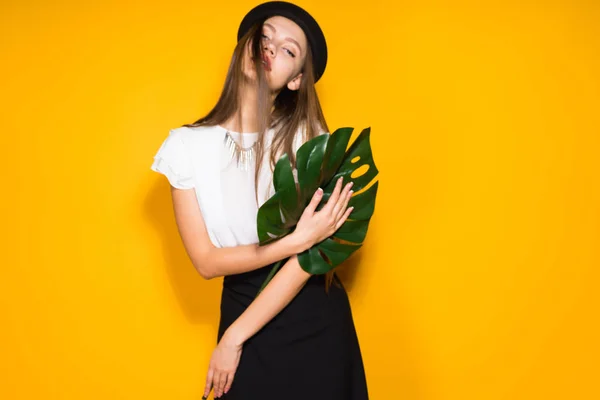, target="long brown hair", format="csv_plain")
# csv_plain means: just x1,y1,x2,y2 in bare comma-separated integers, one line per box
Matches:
183,20,338,292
